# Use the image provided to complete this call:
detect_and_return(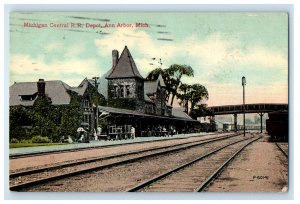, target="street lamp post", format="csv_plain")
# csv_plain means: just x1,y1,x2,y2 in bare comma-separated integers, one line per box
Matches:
242,76,246,137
